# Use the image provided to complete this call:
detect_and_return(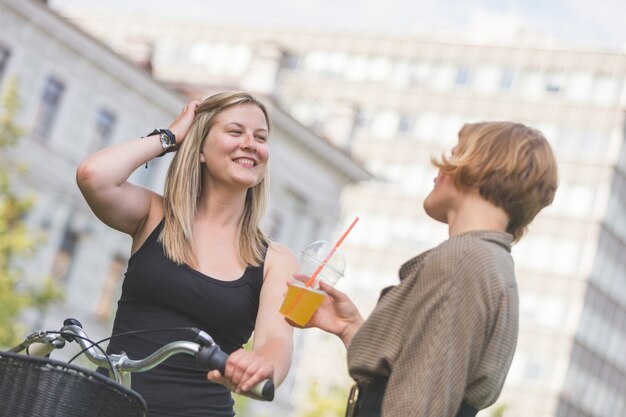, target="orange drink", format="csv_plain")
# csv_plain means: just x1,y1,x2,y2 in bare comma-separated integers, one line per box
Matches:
279,282,326,326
